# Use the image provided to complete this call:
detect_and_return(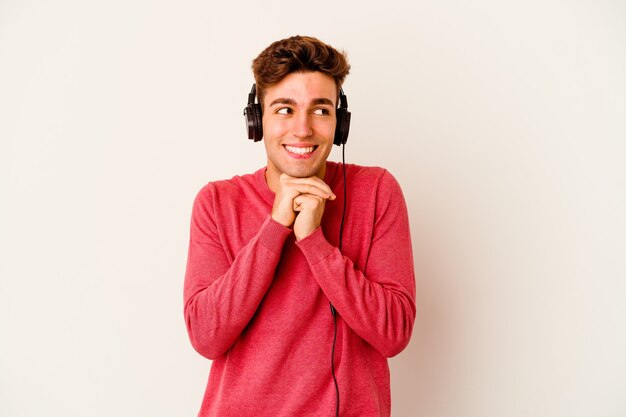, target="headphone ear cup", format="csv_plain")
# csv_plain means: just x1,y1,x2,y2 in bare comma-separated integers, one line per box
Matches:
244,84,263,142
253,103,263,141
334,108,351,146
244,102,263,141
